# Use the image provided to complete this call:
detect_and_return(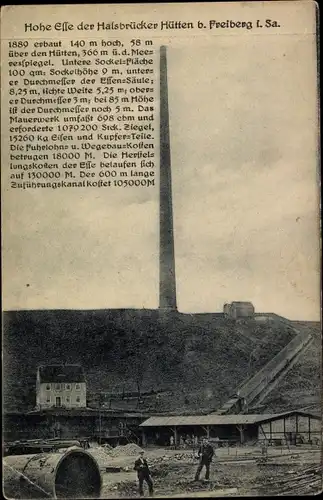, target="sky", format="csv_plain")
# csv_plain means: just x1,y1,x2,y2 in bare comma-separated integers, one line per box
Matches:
168,36,320,319
2,5,320,320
